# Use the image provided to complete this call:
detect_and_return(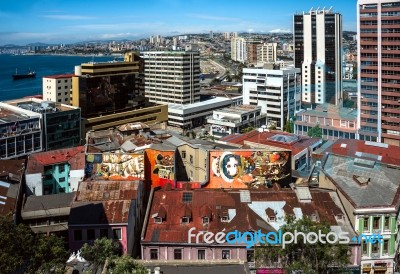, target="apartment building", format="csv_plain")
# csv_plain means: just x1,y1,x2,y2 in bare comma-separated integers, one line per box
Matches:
242,67,301,129
141,51,201,105
357,0,400,146
257,43,278,64
294,8,343,106
231,37,247,63
42,74,74,105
